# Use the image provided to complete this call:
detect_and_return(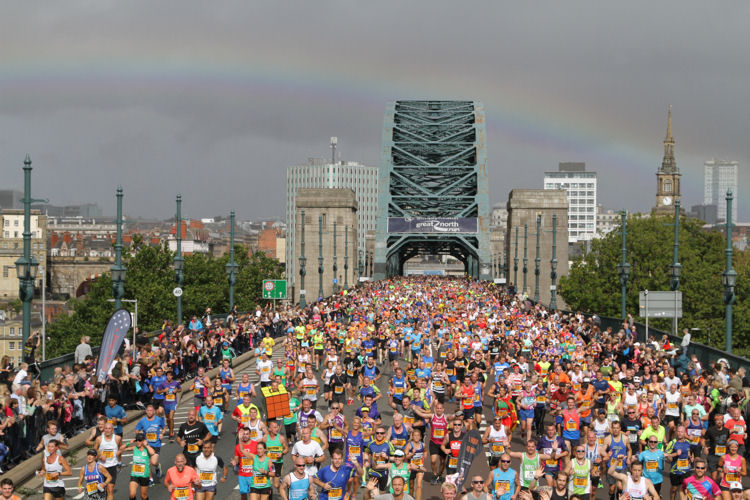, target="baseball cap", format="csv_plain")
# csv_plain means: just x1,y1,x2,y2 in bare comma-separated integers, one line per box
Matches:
393,449,405,457
134,432,146,441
